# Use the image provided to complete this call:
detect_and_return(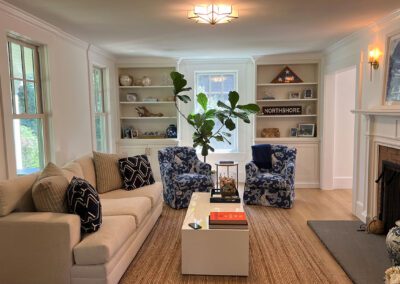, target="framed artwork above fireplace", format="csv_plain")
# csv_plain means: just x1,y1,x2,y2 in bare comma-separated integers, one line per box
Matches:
384,32,400,105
